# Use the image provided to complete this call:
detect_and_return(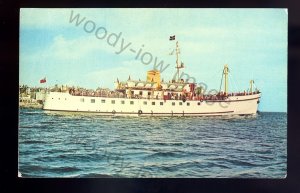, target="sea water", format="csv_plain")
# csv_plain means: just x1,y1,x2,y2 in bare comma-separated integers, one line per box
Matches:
18,109,287,178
